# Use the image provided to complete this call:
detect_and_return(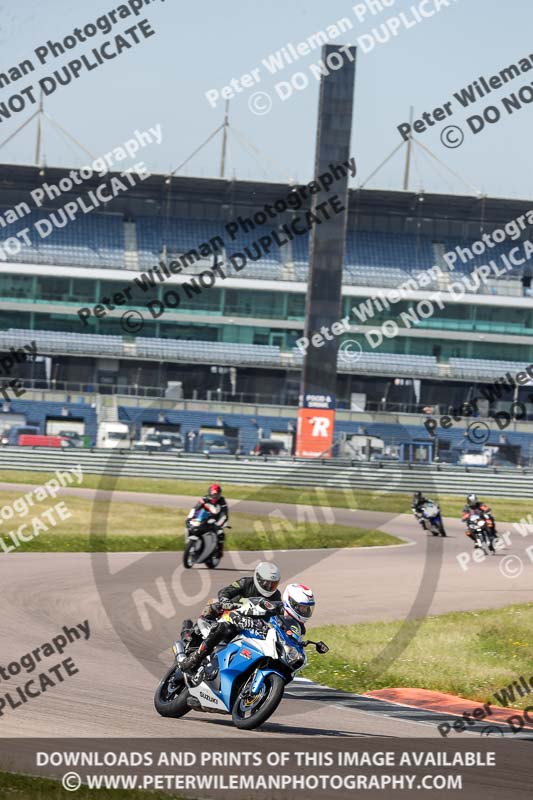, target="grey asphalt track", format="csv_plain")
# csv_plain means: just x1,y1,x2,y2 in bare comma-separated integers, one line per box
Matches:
0,484,532,739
